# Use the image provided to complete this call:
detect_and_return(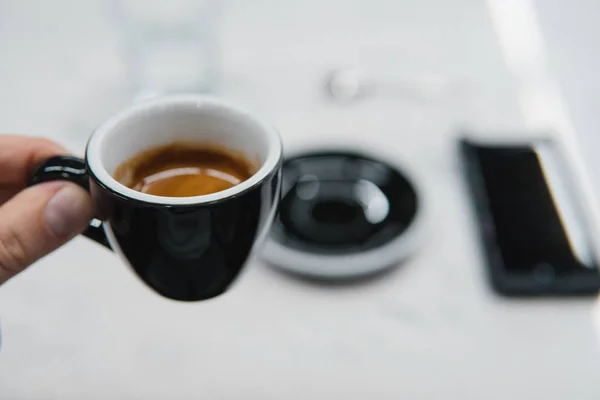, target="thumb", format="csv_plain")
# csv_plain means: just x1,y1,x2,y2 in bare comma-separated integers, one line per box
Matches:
0,182,93,284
